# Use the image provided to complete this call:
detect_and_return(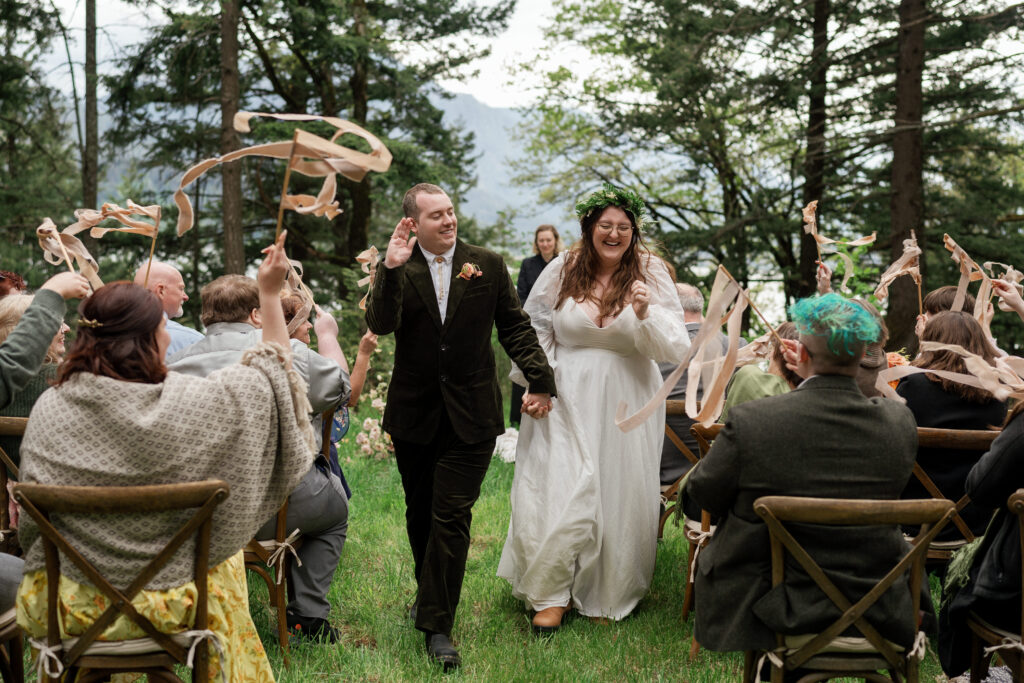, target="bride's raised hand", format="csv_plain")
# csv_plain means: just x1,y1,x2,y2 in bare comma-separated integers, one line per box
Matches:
384,217,418,268
631,280,650,320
